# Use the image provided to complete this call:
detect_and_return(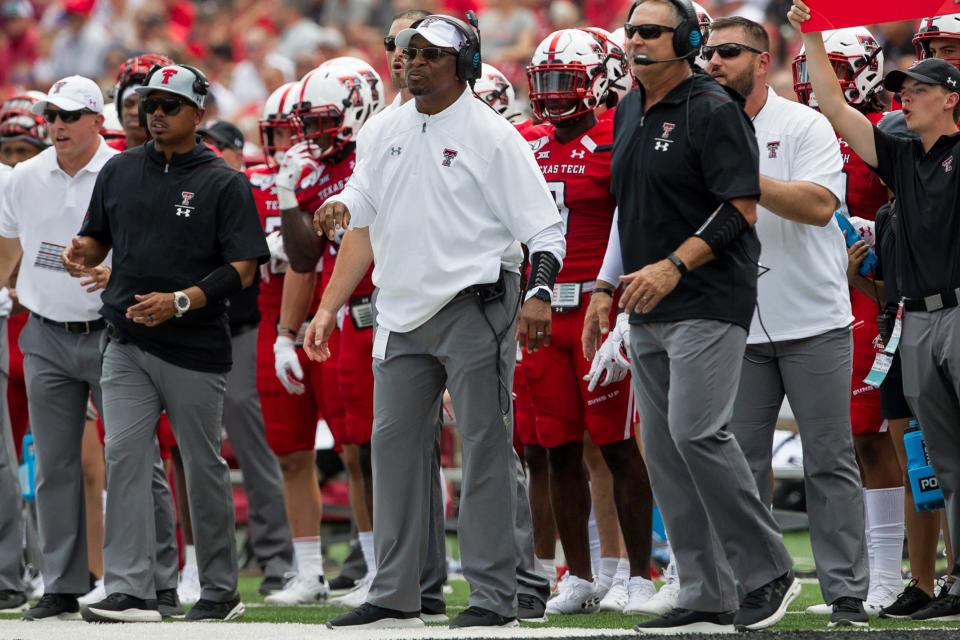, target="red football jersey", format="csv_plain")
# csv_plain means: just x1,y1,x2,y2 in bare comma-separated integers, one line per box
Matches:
246,164,287,317
522,116,616,283
838,111,887,221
